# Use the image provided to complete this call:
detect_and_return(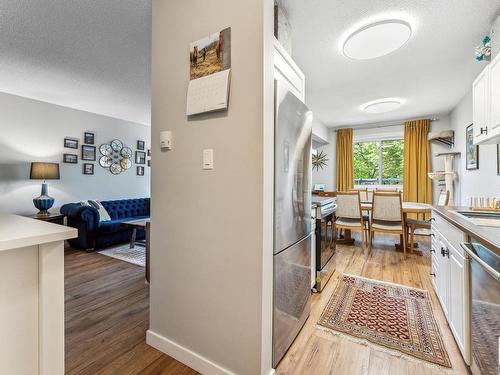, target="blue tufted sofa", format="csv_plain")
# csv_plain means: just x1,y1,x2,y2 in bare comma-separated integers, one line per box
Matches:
60,198,150,251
